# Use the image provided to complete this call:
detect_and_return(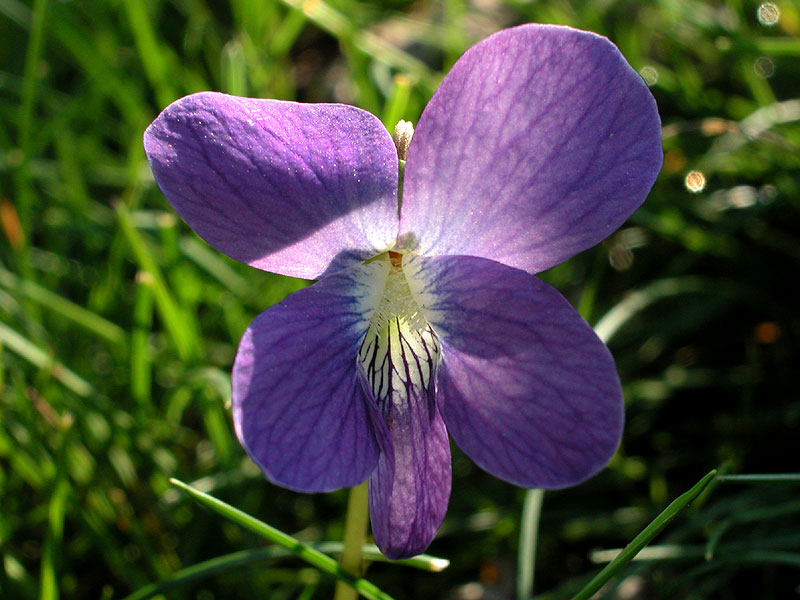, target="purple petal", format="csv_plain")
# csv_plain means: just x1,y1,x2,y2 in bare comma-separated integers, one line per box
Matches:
405,254,623,488
399,24,662,273
358,319,451,559
232,262,390,492
144,92,399,280
367,399,450,560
